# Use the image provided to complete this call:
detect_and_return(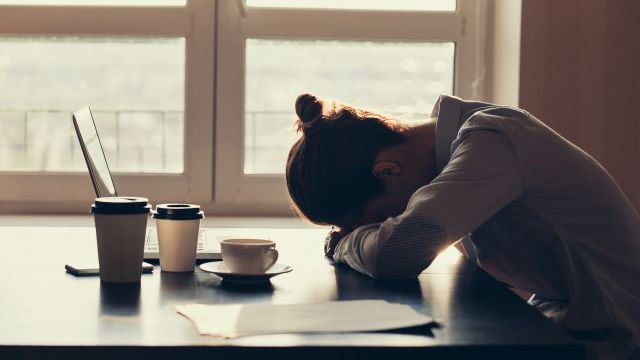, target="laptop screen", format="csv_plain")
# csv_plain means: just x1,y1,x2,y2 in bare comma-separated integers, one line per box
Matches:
72,106,117,198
